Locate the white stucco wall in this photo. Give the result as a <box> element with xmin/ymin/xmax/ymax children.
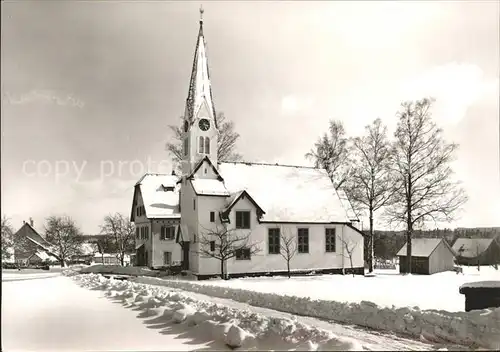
<box><xmin>191</xmin><ymin>194</ymin><xmax>365</xmax><ymax>276</ymax></box>
<box><xmin>151</xmin><ymin>219</ymin><xmax>182</xmax><ymax>268</ymax></box>
<box><xmin>180</xmin><ymin>178</ymin><xmax>200</xmax><ymax>272</ymax></box>
<box><xmin>192</xmin><ymin>161</ymin><xmax>219</xmax><ymax>179</ymax></box>
<box><xmin>195</xmin><ymin>194</ymin><xmax>229</xmax><ymax>275</ymax></box>
<box><xmin>133</xmin><ymin>189</ymin><xmax>151</xmax><ymax>265</ymax></box>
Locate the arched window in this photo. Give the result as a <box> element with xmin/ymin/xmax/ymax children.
<box><xmin>198</xmin><ymin>136</ymin><xmax>211</xmax><ymax>154</ymax></box>
<box><xmin>183</xmin><ymin>138</ymin><xmax>188</xmax><ymax>156</ymax></box>
<box><xmin>204</xmin><ymin>136</ymin><xmax>210</xmax><ymax>154</ymax></box>
<box><xmin>198</xmin><ymin>136</ymin><xmax>204</xmax><ymax>154</ymax></box>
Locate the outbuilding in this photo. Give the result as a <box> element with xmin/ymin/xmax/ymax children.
<box><xmin>397</xmin><ymin>238</ymin><xmax>455</xmax><ymax>275</ymax></box>
<box><xmin>452</xmin><ymin>238</ymin><xmax>500</xmax><ymax>266</ymax></box>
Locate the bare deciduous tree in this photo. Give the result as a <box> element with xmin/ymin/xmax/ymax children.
<box><xmin>197</xmin><ymin>224</ymin><xmax>260</xmax><ymax>280</ymax></box>
<box><xmin>45</xmin><ymin>215</ymin><xmax>84</xmax><ymax>267</ymax></box>
<box><xmin>93</xmin><ymin>234</ymin><xmax>113</xmax><ymax>264</ymax></box>
<box><xmin>345</xmin><ymin>118</ymin><xmax>394</xmax><ymax>273</ymax></box>
<box><xmin>100</xmin><ymin>213</ymin><xmax>135</xmax><ymax>266</ymax></box>
<box><xmin>277</xmin><ymin>227</ymin><xmax>297</xmax><ymax>278</ymax></box>
<box><xmin>305</xmin><ymin>120</ymin><xmax>352</xmax><ymax>189</ymax></box>
<box><xmin>385</xmin><ymin>98</ymin><xmax>468</xmax><ymax>274</ymax></box>
<box><xmin>1</xmin><ymin>216</ymin><xmax>14</xmax><ymax>261</ymax></box>
<box><xmin>166</xmin><ymin>112</ymin><xmax>242</xmax><ymax>171</ymax></box>
<box><xmin>340</xmin><ymin>236</ymin><xmax>360</xmax><ymax>277</ymax></box>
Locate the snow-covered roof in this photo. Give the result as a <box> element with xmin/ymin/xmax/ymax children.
<box><xmin>26</xmin><ymin>236</ymin><xmax>54</xmax><ymax>254</ymax></box>
<box><xmin>80</xmin><ymin>243</ymin><xmax>96</xmax><ymax>255</ymax></box>
<box><xmin>396</xmin><ymin>238</ymin><xmax>445</xmax><ymax>257</ymax></box>
<box><xmin>218</xmin><ymin>162</ymin><xmax>350</xmax><ymax>223</ymax></box>
<box><xmin>135</xmin><ymin>174</ymin><xmax>181</xmax><ymax>219</ymax></box>
<box><xmin>34</xmin><ymin>251</ymin><xmax>58</xmax><ymax>262</ymax></box>
<box><xmin>452</xmin><ymin>238</ymin><xmax>494</xmax><ymax>258</ymax></box>
<box><xmin>15</xmin><ymin>222</ymin><xmax>51</xmax><ymax>246</ymax></box>
<box><xmin>336</xmin><ymin>189</ymin><xmax>359</xmax><ymax>222</ymax></box>
<box><xmin>191</xmin><ymin>179</ymin><xmax>230</xmax><ymax>196</ymax></box>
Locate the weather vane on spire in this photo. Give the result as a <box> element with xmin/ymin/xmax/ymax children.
<box><xmin>199</xmin><ymin>5</ymin><xmax>204</xmax><ymax>22</ymax></box>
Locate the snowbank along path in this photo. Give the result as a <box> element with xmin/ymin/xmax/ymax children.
<box><xmin>134</xmin><ymin>275</ymin><xmax>500</xmax><ymax>350</ymax></box>
<box><xmin>69</xmin><ymin>272</ymin><xmax>478</xmax><ymax>351</ymax></box>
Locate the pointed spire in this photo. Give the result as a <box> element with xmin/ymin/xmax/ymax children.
<box><xmin>185</xmin><ymin>7</ymin><xmax>217</xmax><ymax>128</ymax></box>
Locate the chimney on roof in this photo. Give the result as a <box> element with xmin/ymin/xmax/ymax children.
<box><xmin>171</xmin><ymin>170</ymin><xmax>176</xmax><ymax>176</ymax></box>
<box><xmin>23</xmin><ymin>220</ymin><xmax>26</xmax><ymax>224</ymax></box>
<box><xmin>29</xmin><ymin>217</ymin><xmax>34</xmax><ymax>227</ymax></box>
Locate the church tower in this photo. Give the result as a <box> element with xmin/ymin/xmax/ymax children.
<box><xmin>181</xmin><ymin>7</ymin><xmax>218</xmax><ymax>176</ymax></box>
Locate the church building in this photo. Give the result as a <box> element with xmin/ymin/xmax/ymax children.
<box><xmin>130</xmin><ymin>11</ymin><xmax>364</xmax><ymax>279</ymax></box>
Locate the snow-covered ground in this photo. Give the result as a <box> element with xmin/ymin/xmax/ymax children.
<box><xmin>2</xmin><ymin>271</ymin><xmax>61</xmax><ymax>281</ymax></box>
<box><xmin>131</xmin><ymin>267</ymin><xmax>500</xmax><ymax>349</ymax></box>
<box><xmin>194</xmin><ymin>266</ymin><xmax>500</xmax><ymax>312</ymax></box>
<box><xmin>2</xmin><ymin>274</ymin><xmax>222</xmax><ymax>351</ymax></box>
<box><xmin>67</xmin><ymin>273</ymin><xmax>466</xmax><ymax>351</ymax></box>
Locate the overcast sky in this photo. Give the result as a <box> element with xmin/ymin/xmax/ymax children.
<box><xmin>2</xmin><ymin>1</ymin><xmax>499</xmax><ymax>234</ymax></box>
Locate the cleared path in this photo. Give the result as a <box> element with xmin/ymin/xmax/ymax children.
<box><xmin>2</xmin><ymin>275</ymin><xmax>220</xmax><ymax>351</ymax></box>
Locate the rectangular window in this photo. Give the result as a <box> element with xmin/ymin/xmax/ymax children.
<box><xmin>325</xmin><ymin>228</ymin><xmax>336</xmax><ymax>252</ymax></box>
<box><xmin>235</xmin><ymin>247</ymin><xmax>251</xmax><ymax>260</ymax></box>
<box><xmin>298</xmin><ymin>228</ymin><xmax>309</xmax><ymax>253</ymax></box>
<box><xmin>136</xmin><ymin>227</ymin><xmax>139</xmax><ymax>239</ymax></box>
<box><xmin>210</xmin><ymin>211</ymin><xmax>215</xmax><ymax>222</ymax></box>
<box><xmin>268</xmin><ymin>228</ymin><xmax>280</xmax><ymax>254</ymax></box>
<box><xmin>145</xmin><ymin>227</ymin><xmax>149</xmax><ymax>240</ymax></box>
<box><xmin>220</xmin><ymin>212</ymin><xmax>230</xmax><ymax>223</ymax></box>
<box><xmin>193</xmin><ymin>198</ymin><xmax>196</xmax><ymax>210</ymax></box>
<box><xmin>163</xmin><ymin>251</ymin><xmax>172</xmax><ymax>266</ymax></box>
<box><xmin>210</xmin><ymin>241</ymin><xmax>215</xmax><ymax>252</ymax></box>
<box><xmin>235</xmin><ymin>211</ymin><xmax>251</xmax><ymax>229</ymax></box>
<box><xmin>161</xmin><ymin>226</ymin><xmax>175</xmax><ymax>240</ymax></box>
<box><xmin>184</xmin><ymin>138</ymin><xmax>188</xmax><ymax>156</ymax></box>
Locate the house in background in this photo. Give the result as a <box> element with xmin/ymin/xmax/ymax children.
<box><xmin>13</xmin><ymin>219</ymin><xmax>59</xmax><ymax>265</ymax></box>
<box><xmin>26</xmin><ymin>251</ymin><xmax>59</xmax><ymax>265</ymax></box>
<box><xmin>80</xmin><ymin>234</ymin><xmax>135</xmax><ymax>265</ymax></box>
<box><xmin>452</xmin><ymin>238</ymin><xmax>500</xmax><ymax>266</ymax></box>
<box><xmin>130</xmin><ymin>173</ymin><xmax>181</xmax><ymax>268</ymax></box>
<box><xmin>130</xmin><ymin>12</ymin><xmax>364</xmax><ymax>279</ymax></box>
<box><xmin>92</xmin><ymin>253</ymin><xmax>131</xmax><ymax>265</ymax></box>
<box><xmin>397</xmin><ymin>238</ymin><xmax>455</xmax><ymax>275</ymax></box>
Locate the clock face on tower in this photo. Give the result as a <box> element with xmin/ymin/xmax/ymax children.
<box><xmin>198</xmin><ymin>118</ymin><xmax>210</xmax><ymax>131</ymax></box>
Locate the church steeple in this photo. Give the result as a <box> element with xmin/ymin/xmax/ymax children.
<box><xmin>184</xmin><ymin>5</ymin><xmax>217</xmax><ymax>128</ymax></box>
<box><xmin>181</xmin><ymin>7</ymin><xmax>219</xmax><ymax>176</ymax></box>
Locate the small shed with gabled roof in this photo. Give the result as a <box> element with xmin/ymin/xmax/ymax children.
<box><xmin>397</xmin><ymin>238</ymin><xmax>456</xmax><ymax>275</ymax></box>
<box><xmin>452</xmin><ymin>238</ymin><xmax>500</xmax><ymax>266</ymax></box>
